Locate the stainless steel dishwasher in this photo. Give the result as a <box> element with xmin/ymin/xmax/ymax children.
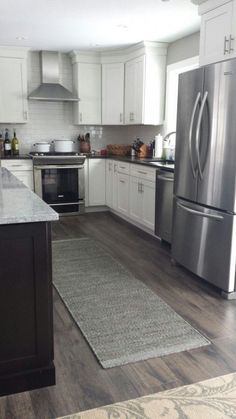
<box><xmin>155</xmin><ymin>169</ymin><xmax>174</xmax><ymax>243</ymax></box>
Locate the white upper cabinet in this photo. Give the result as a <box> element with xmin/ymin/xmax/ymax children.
<box><xmin>102</xmin><ymin>63</ymin><xmax>124</xmax><ymax>125</ymax></box>
<box><xmin>0</xmin><ymin>49</ymin><xmax>28</xmax><ymax>123</ymax></box>
<box><xmin>71</xmin><ymin>42</ymin><xmax>167</xmax><ymax>127</ymax></box>
<box><xmin>72</xmin><ymin>56</ymin><xmax>102</xmax><ymax>125</ymax></box>
<box><xmin>124</xmin><ymin>44</ymin><xmax>167</xmax><ymax>125</ymax></box>
<box><xmin>199</xmin><ymin>0</ymin><xmax>235</xmax><ymax>66</ymax></box>
<box><xmin>125</xmin><ymin>56</ymin><xmax>144</xmax><ymax>125</ymax></box>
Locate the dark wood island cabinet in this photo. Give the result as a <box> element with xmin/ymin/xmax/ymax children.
<box><xmin>0</xmin><ymin>168</ymin><xmax>58</xmax><ymax>396</ymax></box>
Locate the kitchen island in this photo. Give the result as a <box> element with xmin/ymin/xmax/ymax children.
<box><xmin>0</xmin><ymin>168</ymin><xmax>58</xmax><ymax>396</ymax></box>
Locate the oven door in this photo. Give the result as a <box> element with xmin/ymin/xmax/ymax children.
<box><xmin>34</xmin><ymin>165</ymin><xmax>84</xmax><ymax>213</ymax></box>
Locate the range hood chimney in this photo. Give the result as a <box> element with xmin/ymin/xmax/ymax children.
<box><xmin>28</xmin><ymin>51</ymin><xmax>79</xmax><ymax>102</ymax></box>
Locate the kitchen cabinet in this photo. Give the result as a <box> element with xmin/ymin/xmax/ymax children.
<box><xmin>141</xmin><ymin>179</ymin><xmax>156</xmax><ymax>230</ymax></box>
<box><xmin>124</xmin><ymin>52</ymin><xmax>166</xmax><ymax>125</ymax></box>
<box><xmin>129</xmin><ymin>176</ymin><xmax>155</xmax><ymax>231</ymax></box>
<box><xmin>73</xmin><ymin>62</ymin><xmax>101</xmax><ymax>125</ymax></box>
<box><xmin>105</xmin><ymin>159</ymin><xmax>114</xmax><ymax>207</ymax></box>
<box><xmin>199</xmin><ymin>1</ymin><xmax>235</xmax><ymax>65</ymax></box>
<box><xmin>102</xmin><ymin>63</ymin><xmax>124</xmax><ymax>125</ymax></box>
<box><xmin>129</xmin><ymin>176</ymin><xmax>143</xmax><ymax>223</ymax></box>
<box><xmin>117</xmin><ymin>173</ymin><xmax>129</xmax><ymax>216</ymax></box>
<box><xmin>0</xmin><ymin>222</ymin><xmax>55</xmax><ymax>396</ymax></box>
<box><xmin>88</xmin><ymin>159</ymin><xmax>106</xmax><ymax>206</ymax></box>
<box><xmin>1</xmin><ymin>159</ymin><xmax>34</xmax><ymax>190</ymax></box>
<box><xmin>0</xmin><ymin>49</ymin><xmax>28</xmax><ymax>123</ymax></box>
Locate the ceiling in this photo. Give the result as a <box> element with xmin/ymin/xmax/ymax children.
<box><xmin>0</xmin><ymin>0</ymin><xmax>200</xmax><ymax>52</ymax></box>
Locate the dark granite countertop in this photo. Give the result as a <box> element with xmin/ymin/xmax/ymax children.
<box><xmin>0</xmin><ymin>154</ymin><xmax>32</xmax><ymax>160</ymax></box>
<box><xmin>87</xmin><ymin>155</ymin><xmax>175</xmax><ymax>172</ymax></box>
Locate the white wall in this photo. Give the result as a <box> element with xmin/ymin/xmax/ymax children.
<box><xmin>0</xmin><ymin>51</ymin><xmax>162</xmax><ymax>154</ymax></box>
<box><xmin>167</xmin><ymin>32</ymin><xmax>200</xmax><ymax>65</ymax></box>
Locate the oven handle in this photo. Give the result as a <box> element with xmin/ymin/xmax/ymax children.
<box><xmin>34</xmin><ymin>165</ymin><xmax>84</xmax><ymax>170</ymax></box>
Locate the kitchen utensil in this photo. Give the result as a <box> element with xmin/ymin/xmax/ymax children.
<box><xmin>52</xmin><ymin>139</ymin><xmax>75</xmax><ymax>153</ymax></box>
<box><xmin>33</xmin><ymin>142</ymin><xmax>51</xmax><ymax>153</ymax></box>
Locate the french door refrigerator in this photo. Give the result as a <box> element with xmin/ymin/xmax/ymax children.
<box><xmin>172</xmin><ymin>59</ymin><xmax>236</xmax><ymax>298</ymax></box>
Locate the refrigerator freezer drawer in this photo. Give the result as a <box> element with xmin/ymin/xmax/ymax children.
<box><xmin>172</xmin><ymin>198</ymin><xmax>236</xmax><ymax>293</ymax></box>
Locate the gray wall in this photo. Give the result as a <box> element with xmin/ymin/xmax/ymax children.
<box><xmin>167</xmin><ymin>32</ymin><xmax>200</xmax><ymax>65</ymax></box>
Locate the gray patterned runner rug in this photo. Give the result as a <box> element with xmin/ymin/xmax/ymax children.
<box><xmin>52</xmin><ymin>238</ymin><xmax>210</xmax><ymax>368</ymax></box>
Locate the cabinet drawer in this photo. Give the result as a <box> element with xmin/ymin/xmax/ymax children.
<box><xmin>1</xmin><ymin>159</ymin><xmax>33</xmax><ymax>171</ymax></box>
<box><xmin>117</xmin><ymin>161</ymin><xmax>130</xmax><ymax>175</ymax></box>
<box><xmin>130</xmin><ymin>164</ymin><xmax>156</xmax><ymax>182</ymax></box>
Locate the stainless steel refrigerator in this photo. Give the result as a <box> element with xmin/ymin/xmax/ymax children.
<box><xmin>172</xmin><ymin>59</ymin><xmax>236</xmax><ymax>298</ymax></box>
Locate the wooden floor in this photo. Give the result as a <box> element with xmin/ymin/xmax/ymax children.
<box><xmin>1</xmin><ymin>212</ymin><xmax>236</xmax><ymax>419</ymax></box>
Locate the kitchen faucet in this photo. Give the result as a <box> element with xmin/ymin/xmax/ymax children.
<box><xmin>163</xmin><ymin>131</ymin><xmax>176</xmax><ymax>144</ymax></box>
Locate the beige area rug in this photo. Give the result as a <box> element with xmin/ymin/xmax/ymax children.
<box><xmin>56</xmin><ymin>373</ymin><xmax>236</xmax><ymax>419</ymax></box>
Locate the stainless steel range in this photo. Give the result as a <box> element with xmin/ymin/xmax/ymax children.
<box><xmin>31</xmin><ymin>152</ymin><xmax>86</xmax><ymax>215</ymax></box>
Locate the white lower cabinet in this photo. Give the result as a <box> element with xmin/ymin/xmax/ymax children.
<box><xmin>129</xmin><ymin>176</ymin><xmax>143</xmax><ymax>223</ymax></box>
<box><xmin>88</xmin><ymin>159</ymin><xmax>106</xmax><ymax>206</ymax></box>
<box><xmin>141</xmin><ymin>179</ymin><xmax>156</xmax><ymax>231</ymax></box>
<box><xmin>1</xmin><ymin>159</ymin><xmax>34</xmax><ymax>190</ymax></box>
<box><xmin>117</xmin><ymin>173</ymin><xmax>129</xmax><ymax>216</ymax></box>
<box><xmin>112</xmin><ymin>162</ymin><xmax>118</xmax><ymax>210</ymax></box>
<box><xmin>129</xmin><ymin>176</ymin><xmax>155</xmax><ymax>231</ymax></box>
<box><xmin>106</xmin><ymin>159</ymin><xmax>114</xmax><ymax>208</ymax></box>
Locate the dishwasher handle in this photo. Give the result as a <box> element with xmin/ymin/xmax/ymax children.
<box><xmin>157</xmin><ymin>175</ymin><xmax>174</xmax><ymax>182</ymax></box>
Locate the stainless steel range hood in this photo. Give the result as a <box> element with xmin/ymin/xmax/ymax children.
<box><xmin>28</xmin><ymin>51</ymin><xmax>79</xmax><ymax>102</ymax></box>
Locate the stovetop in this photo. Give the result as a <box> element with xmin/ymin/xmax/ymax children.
<box><xmin>30</xmin><ymin>152</ymin><xmax>86</xmax><ymax>166</ymax></box>
<box><xmin>29</xmin><ymin>152</ymin><xmax>82</xmax><ymax>157</ymax></box>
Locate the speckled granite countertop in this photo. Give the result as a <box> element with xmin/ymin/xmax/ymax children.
<box><xmin>0</xmin><ymin>168</ymin><xmax>59</xmax><ymax>225</ymax></box>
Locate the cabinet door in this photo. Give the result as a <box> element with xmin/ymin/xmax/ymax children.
<box><xmin>129</xmin><ymin>176</ymin><xmax>142</xmax><ymax>223</ymax></box>
<box><xmin>74</xmin><ymin>63</ymin><xmax>101</xmax><ymax>125</ymax></box>
<box><xmin>13</xmin><ymin>171</ymin><xmax>34</xmax><ymax>190</ymax></box>
<box><xmin>105</xmin><ymin>159</ymin><xmax>113</xmax><ymax>207</ymax></box>
<box><xmin>117</xmin><ymin>173</ymin><xmax>129</xmax><ymax>215</ymax></box>
<box><xmin>0</xmin><ymin>57</ymin><xmax>28</xmax><ymax>123</ymax></box>
<box><xmin>88</xmin><ymin>159</ymin><xmax>106</xmax><ymax>206</ymax></box>
<box><xmin>141</xmin><ymin>179</ymin><xmax>155</xmax><ymax>231</ymax></box>
<box><xmin>102</xmin><ymin>63</ymin><xmax>124</xmax><ymax>125</ymax></box>
<box><xmin>125</xmin><ymin>56</ymin><xmax>145</xmax><ymax>124</ymax></box>
<box><xmin>112</xmin><ymin>162</ymin><xmax>118</xmax><ymax>210</ymax></box>
<box><xmin>199</xmin><ymin>2</ymin><xmax>233</xmax><ymax>66</ymax></box>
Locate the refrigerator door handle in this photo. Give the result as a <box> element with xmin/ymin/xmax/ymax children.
<box><xmin>195</xmin><ymin>91</ymin><xmax>208</xmax><ymax>180</ymax></box>
<box><xmin>177</xmin><ymin>202</ymin><xmax>224</xmax><ymax>221</ymax></box>
<box><xmin>189</xmin><ymin>92</ymin><xmax>201</xmax><ymax>178</ymax></box>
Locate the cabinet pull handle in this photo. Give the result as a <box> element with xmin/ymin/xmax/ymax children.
<box><xmin>141</xmin><ymin>183</ymin><xmax>144</xmax><ymax>193</ymax></box>
<box><xmin>130</xmin><ymin>112</ymin><xmax>134</xmax><ymax>122</ymax></box>
<box><xmin>230</xmin><ymin>35</ymin><xmax>235</xmax><ymax>53</ymax></box>
<box><xmin>24</xmin><ymin>111</ymin><xmax>28</xmax><ymax>120</ymax></box>
<box><xmin>224</xmin><ymin>36</ymin><xmax>230</xmax><ymax>54</ymax></box>
<box><xmin>138</xmin><ymin>170</ymin><xmax>147</xmax><ymax>175</ymax></box>
<box><xmin>120</xmin><ymin>166</ymin><xmax>126</xmax><ymax>169</ymax></box>
<box><xmin>120</xmin><ymin>179</ymin><xmax>125</xmax><ymax>183</ymax></box>
<box><xmin>79</xmin><ymin>112</ymin><xmax>82</xmax><ymax>123</ymax></box>
<box><xmin>120</xmin><ymin>113</ymin><xmax>123</xmax><ymax>123</ymax></box>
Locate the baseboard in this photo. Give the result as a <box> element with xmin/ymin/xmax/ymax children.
<box><xmin>85</xmin><ymin>206</ymin><xmax>109</xmax><ymax>213</ymax></box>
<box><xmin>0</xmin><ymin>362</ymin><xmax>55</xmax><ymax>397</ymax></box>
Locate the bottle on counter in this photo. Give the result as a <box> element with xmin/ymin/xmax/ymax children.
<box><xmin>11</xmin><ymin>130</ymin><xmax>19</xmax><ymax>156</ymax></box>
<box><xmin>4</xmin><ymin>129</ymin><xmax>11</xmax><ymax>156</ymax></box>
<box><xmin>0</xmin><ymin>131</ymin><xmax>4</xmax><ymax>157</ymax></box>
